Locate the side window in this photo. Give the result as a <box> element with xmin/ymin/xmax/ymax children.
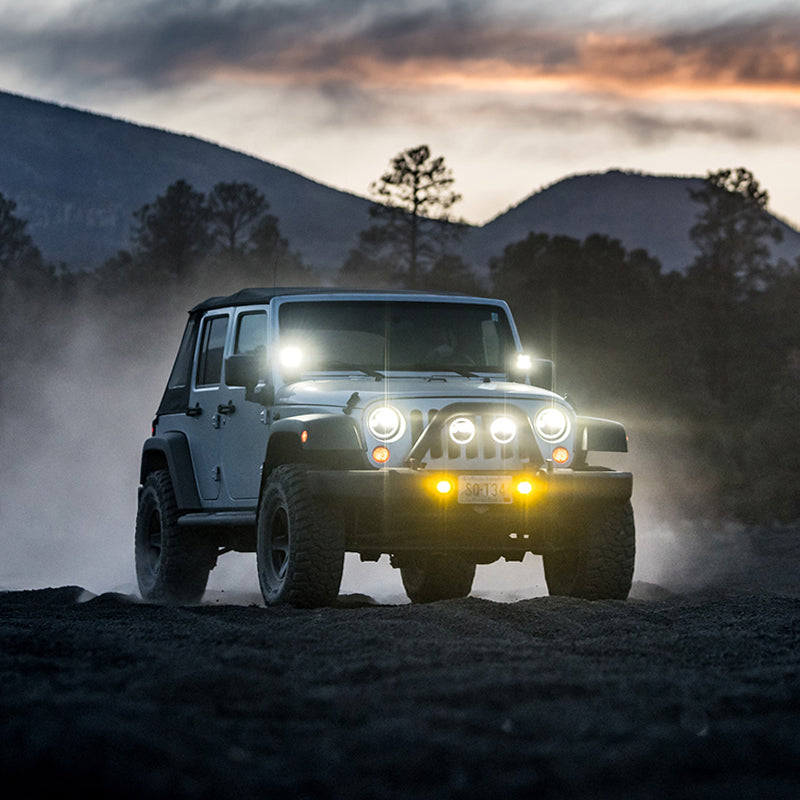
<box><xmin>234</xmin><ymin>311</ymin><xmax>268</xmax><ymax>356</ymax></box>
<box><xmin>196</xmin><ymin>315</ymin><xmax>229</xmax><ymax>387</ymax></box>
<box><xmin>157</xmin><ymin>315</ymin><xmax>201</xmax><ymax>415</ymax></box>
<box><xmin>166</xmin><ymin>316</ymin><xmax>199</xmax><ymax>392</ymax></box>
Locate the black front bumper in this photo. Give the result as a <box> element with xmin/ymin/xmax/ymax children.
<box><xmin>307</xmin><ymin>467</ymin><xmax>633</xmax><ymax>556</ymax></box>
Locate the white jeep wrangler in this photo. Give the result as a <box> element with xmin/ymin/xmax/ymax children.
<box><xmin>136</xmin><ymin>288</ymin><xmax>634</xmax><ymax>606</ymax></box>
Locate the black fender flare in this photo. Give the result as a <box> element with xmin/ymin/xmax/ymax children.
<box><xmin>263</xmin><ymin>413</ymin><xmax>365</xmax><ymax>478</ymax></box>
<box><xmin>140</xmin><ymin>432</ymin><xmax>201</xmax><ymax>510</ymax></box>
<box><xmin>268</xmin><ymin>413</ymin><xmax>363</xmax><ymax>453</ymax></box>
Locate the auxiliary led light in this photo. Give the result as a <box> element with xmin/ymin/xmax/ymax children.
<box><xmin>436</xmin><ymin>479</ymin><xmax>453</xmax><ymax>495</ymax></box>
<box><xmin>516</xmin><ymin>353</ymin><xmax>532</xmax><ymax>371</ymax></box>
<box><xmin>490</xmin><ymin>416</ymin><xmax>517</xmax><ymax>445</ymax></box>
<box><xmin>516</xmin><ymin>480</ymin><xmax>533</xmax><ymax>495</ymax></box>
<box><xmin>449</xmin><ymin>417</ymin><xmax>476</xmax><ymax>445</ymax></box>
<box><xmin>280</xmin><ymin>346</ymin><xmax>303</xmax><ymax>369</ymax></box>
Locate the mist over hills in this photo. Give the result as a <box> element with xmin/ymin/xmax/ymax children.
<box><xmin>2</xmin><ymin>90</ymin><xmax>799</xmax><ymax>277</ymax></box>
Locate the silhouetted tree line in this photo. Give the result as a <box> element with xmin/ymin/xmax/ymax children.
<box><xmin>488</xmin><ymin>168</ymin><xmax>799</xmax><ymax>524</ymax></box>
<box><xmin>0</xmin><ymin>159</ymin><xmax>797</xmax><ymax>524</ymax></box>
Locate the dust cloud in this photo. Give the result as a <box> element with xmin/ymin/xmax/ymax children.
<box><xmin>0</xmin><ymin>289</ymin><xmax>182</xmax><ymax>594</ymax></box>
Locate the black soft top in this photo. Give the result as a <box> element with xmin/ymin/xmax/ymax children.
<box><xmin>190</xmin><ymin>287</ymin><xmax>475</xmax><ymax>314</ymax></box>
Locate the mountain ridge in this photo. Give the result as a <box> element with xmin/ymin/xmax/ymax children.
<box><xmin>0</xmin><ymin>90</ymin><xmax>373</xmax><ymax>272</ymax></box>
<box><xmin>466</xmin><ymin>170</ymin><xmax>800</xmax><ymax>274</ymax></box>
<box><xmin>2</xmin><ymin>90</ymin><xmax>799</xmax><ymax>277</ymax></box>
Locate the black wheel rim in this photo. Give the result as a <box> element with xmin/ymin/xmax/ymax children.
<box><xmin>268</xmin><ymin>506</ymin><xmax>290</xmax><ymax>582</ymax></box>
<box><xmin>145</xmin><ymin>506</ymin><xmax>163</xmax><ymax>572</ymax></box>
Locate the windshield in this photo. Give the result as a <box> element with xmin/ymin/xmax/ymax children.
<box><xmin>278</xmin><ymin>300</ymin><xmax>516</xmax><ymax>374</ymax></box>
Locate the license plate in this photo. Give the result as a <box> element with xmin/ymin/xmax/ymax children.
<box><xmin>458</xmin><ymin>475</ymin><xmax>513</xmax><ymax>504</ymax></box>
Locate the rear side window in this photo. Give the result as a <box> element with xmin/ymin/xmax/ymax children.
<box><xmin>196</xmin><ymin>315</ymin><xmax>229</xmax><ymax>387</ymax></box>
<box><xmin>157</xmin><ymin>315</ymin><xmax>200</xmax><ymax>415</ymax></box>
<box><xmin>167</xmin><ymin>317</ymin><xmax>199</xmax><ymax>392</ymax></box>
<box><xmin>234</xmin><ymin>311</ymin><xmax>267</xmax><ymax>356</ymax></box>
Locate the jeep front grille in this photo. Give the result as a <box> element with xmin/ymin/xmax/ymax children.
<box><xmin>407</xmin><ymin>406</ymin><xmax>542</xmax><ymax>469</ymax></box>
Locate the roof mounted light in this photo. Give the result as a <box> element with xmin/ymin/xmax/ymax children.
<box><xmin>280</xmin><ymin>346</ymin><xmax>302</xmax><ymax>369</ymax></box>
<box><xmin>516</xmin><ymin>353</ymin><xmax>532</xmax><ymax>371</ymax></box>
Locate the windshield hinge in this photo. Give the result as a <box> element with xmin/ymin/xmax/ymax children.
<box><xmin>343</xmin><ymin>392</ymin><xmax>360</xmax><ymax>415</ymax></box>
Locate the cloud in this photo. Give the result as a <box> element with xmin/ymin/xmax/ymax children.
<box><xmin>3</xmin><ymin>0</ymin><xmax>800</xmax><ymax>227</ymax></box>
<box><xmin>3</xmin><ymin>1</ymin><xmax>799</xmax><ymax>102</ymax></box>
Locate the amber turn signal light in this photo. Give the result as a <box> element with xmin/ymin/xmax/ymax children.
<box><xmin>552</xmin><ymin>447</ymin><xmax>570</xmax><ymax>464</ymax></box>
<box><xmin>372</xmin><ymin>446</ymin><xmax>390</xmax><ymax>463</ymax></box>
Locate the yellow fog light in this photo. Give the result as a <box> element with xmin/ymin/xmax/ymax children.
<box><xmin>552</xmin><ymin>447</ymin><xmax>570</xmax><ymax>465</ymax></box>
<box><xmin>436</xmin><ymin>479</ymin><xmax>453</xmax><ymax>495</ymax></box>
<box><xmin>516</xmin><ymin>480</ymin><xmax>533</xmax><ymax>495</ymax></box>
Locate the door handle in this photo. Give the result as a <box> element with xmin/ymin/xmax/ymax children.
<box><xmin>217</xmin><ymin>401</ymin><xmax>236</xmax><ymax>415</ymax></box>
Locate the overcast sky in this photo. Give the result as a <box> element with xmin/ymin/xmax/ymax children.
<box><xmin>2</xmin><ymin>0</ymin><xmax>799</xmax><ymax>225</ymax></box>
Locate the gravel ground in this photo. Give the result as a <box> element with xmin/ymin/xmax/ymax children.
<box><xmin>2</xmin><ymin>525</ymin><xmax>800</xmax><ymax>799</ymax></box>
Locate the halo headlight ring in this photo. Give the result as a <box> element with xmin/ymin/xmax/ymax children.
<box><xmin>367</xmin><ymin>406</ymin><xmax>405</xmax><ymax>442</ymax></box>
<box><xmin>534</xmin><ymin>407</ymin><xmax>571</xmax><ymax>443</ymax></box>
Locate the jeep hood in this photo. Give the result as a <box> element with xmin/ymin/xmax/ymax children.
<box><xmin>276</xmin><ymin>377</ymin><xmax>564</xmax><ymax>410</ymax></box>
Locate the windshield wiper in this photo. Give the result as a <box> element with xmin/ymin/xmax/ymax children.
<box><xmin>323</xmin><ymin>362</ymin><xmax>385</xmax><ymax>379</ymax></box>
<box><xmin>405</xmin><ymin>363</ymin><xmax>483</xmax><ymax>379</ymax></box>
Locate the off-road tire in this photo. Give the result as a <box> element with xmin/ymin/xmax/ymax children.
<box><xmin>543</xmin><ymin>501</ymin><xmax>635</xmax><ymax>600</ymax></box>
<box><xmin>400</xmin><ymin>554</ymin><xmax>477</xmax><ymax>603</ymax></box>
<box><xmin>135</xmin><ymin>469</ymin><xmax>216</xmax><ymax>605</ymax></box>
<box><xmin>257</xmin><ymin>464</ymin><xmax>345</xmax><ymax>608</ymax></box>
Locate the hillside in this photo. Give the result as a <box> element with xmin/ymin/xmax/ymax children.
<box><xmin>2</xmin><ymin>91</ymin><xmax>799</xmax><ymax>276</ymax></box>
<box><xmin>465</xmin><ymin>170</ymin><xmax>800</xmax><ymax>275</ymax></box>
<box><xmin>0</xmin><ymin>91</ymin><xmax>373</xmax><ymax>273</ymax></box>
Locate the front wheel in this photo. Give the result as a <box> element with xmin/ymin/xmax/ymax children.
<box><xmin>257</xmin><ymin>464</ymin><xmax>345</xmax><ymax>608</ymax></box>
<box><xmin>543</xmin><ymin>501</ymin><xmax>635</xmax><ymax>600</ymax></box>
<box><xmin>400</xmin><ymin>554</ymin><xmax>476</xmax><ymax>603</ymax></box>
<box><xmin>135</xmin><ymin>470</ymin><xmax>216</xmax><ymax>605</ymax></box>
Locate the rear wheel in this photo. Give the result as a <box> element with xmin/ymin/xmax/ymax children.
<box><xmin>135</xmin><ymin>470</ymin><xmax>216</xmax><ymax>605</ymax></box>
<box><xmin>257</xmin><ymin>464</ymin><xmax>345</xmax><ymax>608</ymax></box>
<box><xmin>543</xmin><ymin>501</ymin><xmax>635</xmax><ymax>600</ymax></box>
<box><xmin>400</xmin><ymin>553</ymin><xmax>476</xmax><ymax>603</ymax></box>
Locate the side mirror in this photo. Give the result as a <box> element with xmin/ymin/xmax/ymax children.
<box><xmin>225</xmin><ymin>354</ymin><xmax>260</xmax><ymax>389</ymax></box>
<box><xmin>225</xmin><ymin>354</ymin><xmax>275</xmax><ymax>406</ymax></box>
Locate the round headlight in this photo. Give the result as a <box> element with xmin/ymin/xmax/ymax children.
<box><xmin>367</xmin><ymin>406</ymin><xmax>405</xmax><ymax>442</ymax></box>
<box><xmin>490</xmin><ymin>416</ymin><xmax>517</xmax><ymax>444</ymax></box>
<box><xmin>535</xmin><ymin>407</ymin><xmax>570</xmax><ymax>443</ymax></box>
<box><xmin>449</xmin><ymin>417</ymin><xmax>476</xmax><ymax>445</ymax></box>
